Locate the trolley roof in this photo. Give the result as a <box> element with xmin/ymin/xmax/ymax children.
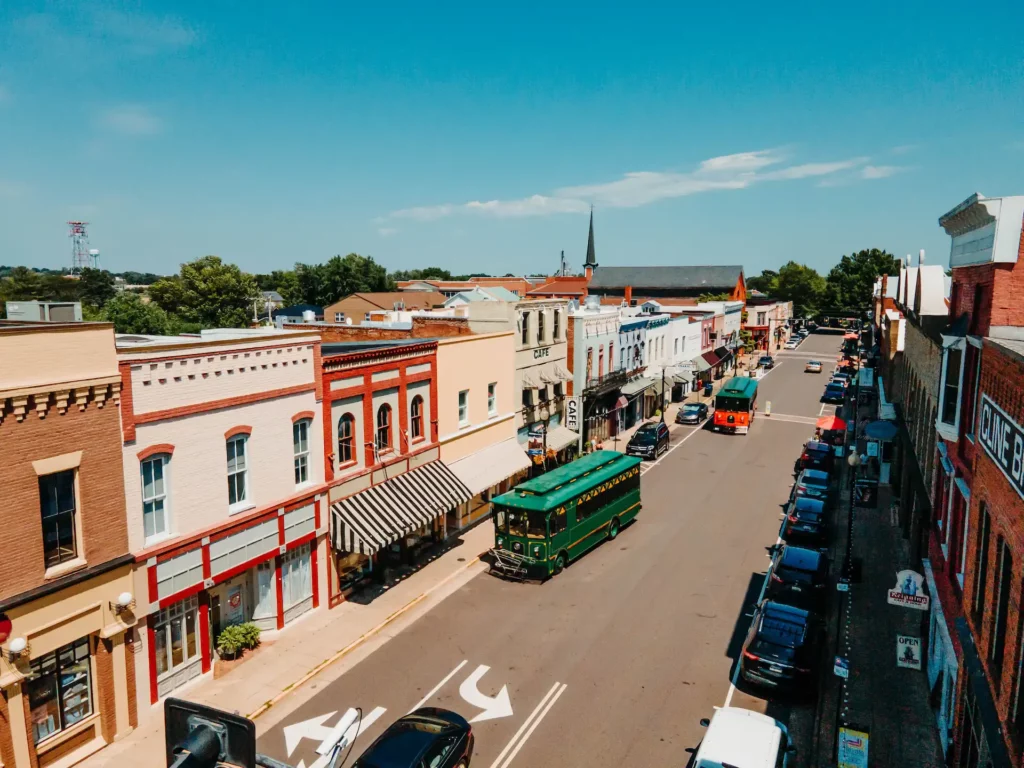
<box><xmin>717</xmin><ymin>376</ymin><xmax>758</xmax><ymax>399</ymax></box>
<box><xmin>492</xmin><ymin>450</ymin><xmax>641</xmax><ymax>512</ymax></box>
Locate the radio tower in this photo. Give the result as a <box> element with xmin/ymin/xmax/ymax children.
<box><xmin>68</xmin><ymin>221</ymin><xmax>93</xmax><ymax>276</ymax></box>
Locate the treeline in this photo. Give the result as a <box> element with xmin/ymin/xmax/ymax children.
<box><xmin>746</xmin><ymin>248</ymin><xmax>903</xmax><ymax>318</ymax></box>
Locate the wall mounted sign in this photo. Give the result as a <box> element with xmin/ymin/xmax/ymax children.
<box><xmin>834</xmin><ymin>655</ymin><xmax>849</xmax><ymax>679</ymax></box>
<box><xmin>897</xmin><ymin>635</ymin><xmax>922</xmax><ymax>669</ymax></box>
<box><xmin>533</xmin><ymin>347</ymin><xmax>550</xmax><ymax>359</ymax></box>
<box><xmin>565</xmin><ymin>397</ymin><xmax>581</xmax><ymax>433</ymax></box>
<box><xmin>838</xmin><ymin>727</ymin><xmax>869</xmax><ymax>768</ymax></box>
<box><xmin>887</xmin><ymin>570</ymin><xmax>929</xmax><ymax>611</ymax></box>
<box><xmin>979</xmin><ymin>394</ymin><xmax>1024</xmax><ymax>501</ymax></box>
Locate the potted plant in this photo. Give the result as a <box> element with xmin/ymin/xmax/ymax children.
<box><xmin>216</xmin><ymin>622</ymin><xmax>261</xmax><ymax>660</ymax></box>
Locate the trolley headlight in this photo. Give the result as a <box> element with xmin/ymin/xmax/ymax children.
<box><xmin>512</xmin><ymin>541</ymin><xmax>522</xmax><ymax>553</ymax></box>
<box><xmin>532</xmin><ymin>544</ymin><xmax>543</xmax><ymax>558</ymax></box>
<box><xmin>496</xmin><ymin>536</ymin><xmax>505</xmax><ymax>549</ymax></box>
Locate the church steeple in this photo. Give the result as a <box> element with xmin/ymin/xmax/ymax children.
<box><xmin>583</xmin><ymin>208</ymin><xmax>597</xmax><ymax>279</ymax></box>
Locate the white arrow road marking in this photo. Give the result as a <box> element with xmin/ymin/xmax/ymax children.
<box><xmin>489</xmin><ymin>682</ymin><xmax>567</xmax><ymax>768</ymax></box>
<box><xmin>285</xmin><ymin>711</ymin><xmax>336</xmax><ymax>757</ymax></box>
<box><xmin>459</xmin><ymin>664</ymin><xmax>514</xmax><ymax>723</ymax></box>
<box><xmin>409</xmin><ymin>659</ymin><xmax>468</xmax><ymax>713</ymax></box>
<box><xmin>286</xmin><ymin>706</ymin><xmax>386</xmax><ymax>765</ymax></box>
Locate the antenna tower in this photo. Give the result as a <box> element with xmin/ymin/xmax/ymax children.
<box><xmin>68</xmin><ymin>221</ymin><xmax>93</xmax><ymax>275</ymax></box>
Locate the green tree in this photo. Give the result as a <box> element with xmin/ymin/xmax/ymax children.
<box><xmin>823</xmin><ymin>248</ymin><xmax>902</xmax><ymax>310</ymax></box>
<box><xmin>296</xmin><ymin>254</ymin><xmax>394</xmax><ymax>306</ymax></box>
<box><xmin>389</xmin><ymin>266</ymin><xmax>454</xmax><ymax>282</ymax></box>
<box><xmin>255</xmin><ymin>270</ymin><xmax>302</xmax><ymax>306</ymax></box>
<box><xmin>745</xmin><ymin>270</ymin><xmax>779</xmax><ymax>295</ymax></box>
<box><xmin>99</xmin><ymin>292</ymin><xmax>171</xmax><ymax>335</ymax></box>
<box><xmin>149</xmin><ymin>256</ymin><xmax>260</xmax><ymax>329</ymax></box>
<box><xmin>2</xmin><ymin>266</ymin><xmax>48</xmax><ymax>300</ymax></box>
<box><xmin>772</xmin><ymin>261</ymin><xmax>826</xmax><ymax>318</ymax></box>
<box><xmin>698</xmin><ymin>292</ymin><xmax>731</xmax><ymax>303</ymax></box>
<box><xmin>78</xmin><ymin>268</ymin><xmax>117</xmax><ymax>309</ymax></box>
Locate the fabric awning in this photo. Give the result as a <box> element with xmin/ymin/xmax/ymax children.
<box><xmin>331</xmin><ymin>461</ymin><xmax>472</xmax><ymax>555</ymax></box>
<box><xmin>673</xmin><ymin>372</ymin><xmax>692</xmax><ymax>384</ymax></box>
<box><xmin>693</xmin><ymin>357</ymin><xmax>712</xmax><ymax>373</ymax></box>
<box><xmin>616</xmin><ymin>395</ymin><xmax>629</xmax><ymax>409</ymax></box>
<box><xmin>620</xmin><ymin>376</ymin><xmax>654</xmax><ymax>396</ymax></box>
<box><xmin>544</xmin><ymin>425</ymin><xmax>579</xmax><ymax>452</ymax></box>
<box><xmin>702</xmin><ymin>350</ymin><xmax>721</xmax><ymax>367</ymax></box>
<box><xmin>553</xmin><ymin>363</ymin><xmax>573</xmax><ymax>381</ymax></box>
<box><xmin>539</xmin><ymin>366</ymin><xmax>561</xmax><ymax>385</ymax></box>
<box><xmin>713</xmin><ymin>346</ymin><xmax>731</xmax><ymax>360</ymax></box>
<box><xmin>448</xmin><ymin>438</ymin><xmax>531</xmax><ymax>496</ymax></box>
<box><xmin>521</xmin><ymin>369</ymin><xmax>541</xmax><ymax>389</ymax></box>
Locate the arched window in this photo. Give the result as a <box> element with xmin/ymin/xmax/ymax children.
<box><xmin>537</xmin><ymin>311</ymin><xmax>546</xmax><ymax>343</ymax></box>
<box><xmin>376</xmin><ymin>404</ymin><xmax>392</xmax><ymax>452</ymax></box>
<box><xmin>338</xmin><ymin>413</ymin><xmax>355</xmax><ymax>465</ymax></box>
<box><xmin>411</xmin><ymin>396</ymin><xmax>424</xmax><ymax>440</ymax></box>
<box><xmin>553</xmin><ymin>310</ymin><xmax>560</xmax><ymax>340</ymax></box>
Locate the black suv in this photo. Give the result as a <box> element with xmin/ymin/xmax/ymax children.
<box><xmin>758</xmin><ymin>355</ymin><xmax>775</xmax><ymax>370</ymax></box>
<box><xmin>767</xmin><ymin>543</ymin><xmax>829</xmax><ymax>611</ymax></box>
<box><xmin>626</xmin><ymin>421</ymin><xmax>669</xmax><ymax>460</ymax></box>
<box><xmin>795</xmin><ymin>441</ymin><xmax>834</xmax><ymax>474</ymax></box>
<box><xmin>782</xmin><ymin>496</ymin><xmax>828</xmax><ymax>546</ymax></box>
<box><xmin>740</xmin><ymin>601</ymin><xmax>820</xmax><ymax>694</ymax></box>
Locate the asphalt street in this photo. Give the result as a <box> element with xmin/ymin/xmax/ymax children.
<box><xmin>257</xmin><ymin>334</ymin><xmax>843</xmax><ymax>768</ymax></box>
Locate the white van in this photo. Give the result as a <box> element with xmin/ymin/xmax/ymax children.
<box><xmin>692</xmin><ymin>707</ymin><xmax>795</xmax><ymax>767</ymax></box>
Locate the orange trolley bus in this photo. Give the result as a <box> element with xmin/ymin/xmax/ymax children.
<box><xmin>712</xmin><ymin>376</ymin><xmax>758</xmax><ymax>435</ymax></box>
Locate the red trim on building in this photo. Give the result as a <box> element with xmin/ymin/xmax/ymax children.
<box><xmin>133</xmin><ymin>383</ymin><xmax>315</xmax><ymax>426</ymax></box>
<box><xmin>224</xmin><ymin>425</ymin><xmax>253</xmax><ymax>440</ymax></box>
<box><xmin>275</xmin><ymin>554</ymin><xmax>285</xmax><ymax>630</ymax></box>
<box><xmin>147</xmin><ymin>559</ymin><xmax>159</xmax><ymax>604</ymax></box>
<box><xmin>137</xmin><ymin>443</ymin><xmax>175</xmax><ymax>461</ymax></box>
<box><xmin>199</xmin><ymin>595</ymin><xmax>212</xmax><ymax>674</ymax></box>
<box><xmin>147</xmin><ymin>620</ymin><xmax>159</xmax><ymax>704</ymax></box>
<box><xmin>313</xmin><ymin>342</ymin><xmax>323</xmax><ymax>402</ymax></box>
<box><xmin>291</xmin><ymin>410</ymin><xmax>316</xmax><ymax>424</ymax></box>
<box><xmin>310</xmin><ymin>542</ymin><xmax>320</xmax><ymax>609</ymax></box>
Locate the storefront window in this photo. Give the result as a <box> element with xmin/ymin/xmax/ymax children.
<box><xmin>253</xmin><ymin>560</ymin><xmax>276</xmax><ymax>621</ymax></box>
<box><xmin>153</xmin><ymin>596</ymin><xmax>200</xmax><ymax>679</ymax></box>
<box><xmin>337</xmin><ymin>551</ymin><xmax>372</xmax><ymax>589</ymax></box>
<box><xmin>282</xmin><ymin>543</ymin><xmax>312</xmax><ymax>608</ymax></box>
<box><xmin>27</xmin><ymin>638</ymin><xmax>93</xmax><ymax>744</ymax></box>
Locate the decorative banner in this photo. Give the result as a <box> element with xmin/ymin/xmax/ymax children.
<box><xmin>979</xmin><ymin>394</ymin><xmax>1024</xmax><ymax>501</ymax></box>
<box><xmin>897</xmin><ymin>635</ymin><xmax>922</xmax><ymax>669</ymax></box>
<box><xmin>854</xmin><ymin>478</ymin><xmax>879</xmax><ymax>508</ymax></box>
<box><xmin>887</xmin><ymin>570</ymin><xmax>930</xmax><ymax>611</ymax></box>
<box><xmin>838</xmin><ymin>727</ymin><xmax>870</xmax><ymax>768</ymax></box>
<box><xmin>834</xmin><ymin>655</ymin><xmax>850</xmax><ymax>679</ymax></box>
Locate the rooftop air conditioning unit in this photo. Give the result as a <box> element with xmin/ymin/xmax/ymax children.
<box><xmin>302</xmin><ymin>310</ymin><xmax>316</xmax><ymax>323</ymax></box>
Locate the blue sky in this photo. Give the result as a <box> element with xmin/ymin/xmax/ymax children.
<box><xmin>1</xmin><ymin>1</ymin><xmax>1022</xmax><ymax>278</ymax></box>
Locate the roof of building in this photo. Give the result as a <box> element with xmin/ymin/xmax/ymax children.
<box><xmin>584</xmin><ymin>210</ymin><xmax>597</xmax><ymax>269</ymax></box>
<box><xmin>262</xmin><ymin>290</ymin><xmax>284</xmax><ymax>302</ymax></box>
<box><xmin>321</xmin><ymin>339</ymin><xmax>436</xmax><ymax>356</ymax></box>
<box><xmin>527</xmin><ymin>276</ymin><xmax>590</xmax><ymax>297</ymax></box>
<box><xmin>588</xmin><ymin>265</ymin><xmax>743</xmax><ymax>291</ymax></box>
<box><xmin>444</xmin><ymin>286</ymin><xmax>520</xmax><ymax>304</ymax></box>
<box><xmin>273</xmin><ymin>304</ymin><xmax>323</xmax><ymax>318</ymax></box>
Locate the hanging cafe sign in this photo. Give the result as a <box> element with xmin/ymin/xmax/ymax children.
<box><xmin>979</xmin><ymin>394</ymin><xmax>1024</xmax><ymax>501</ymax></box>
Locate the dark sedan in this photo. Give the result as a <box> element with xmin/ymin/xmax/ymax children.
<box><xmin>793</xmin><ymin>469</ymin><xmax>830</xmax><ymax>502</ymax></box>
<box><xmin>758</xmin><ymin>355</ymin><xmax>775</xmax><ymax>370</ymax></box>
<box><xmin>822</xmin><ymin>383</ymin><xmax>845</xmax><ymax>404</ymax></box>
<box><xmin>767</xmin><ymin>543</ymin><xmax>829</xmax><ymax>611</ymax></box>
<box><xmin>740</xmin><ymin>601</ymin><xmax>820</xmax><ymax>694</ymax></box>
<box><xmin>353</xmin><ymin>708</ymin><xmax>474</xmax><ymax>768</ymax></box>
<box><xmin>676</xmin><ymin>402</ymin><xmax>709</xmax><ymax>425</ymax></box>
<box><xmin>782</xmin><ymin>497</ymin><xmax>828</xmax><ymax>546</ymax></box>
<box><xmin>795</xmin><ymin>441</ymin><xmax>833</xmax><ymax>474</ymax></box>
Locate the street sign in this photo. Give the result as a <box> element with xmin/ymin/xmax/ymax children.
<box><xmin>897</xmin><ymin>635</ymin><xmax>922</xmax><ymax>669</ymax></box>
<box><xmin>834</xmin><ymin>655</ymin><xmax>849</xmax><ymax>679</ymax></box>
<box><xmin>838</xmin><ymin>726</ymin><xmax>869</xmax><ymax>768</ymax></box>
<box><xmin>887</xmin><ymin>570</ymin><xmax>930</xmax><ymax>611</ymax></box>
<box><xmin>459</xmin><ymin>664</ymin><xmax>514</xmax><ymax>723</ymax></box>
<box><xmin>565</xmin><ymin>397</ymin><xmax>581</xmax><ymax>433</ymax></box>
<box><xmin>836</xmin><ymin>578</ymin><xmax>850</xmax><ymax>592</ymax></box>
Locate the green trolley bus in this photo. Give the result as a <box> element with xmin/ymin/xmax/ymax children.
<box><xmin>489</xmin><ymin>450</ymin><xmax>642</xmax><ymax>580</ymax></box>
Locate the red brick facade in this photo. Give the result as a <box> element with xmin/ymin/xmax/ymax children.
<box><xmin>287</xmin><ymin>316</ymin><xmax>473</xmax><ymax>341</ymax></box>
<box><xmin>0</xmin><ymin>686</ymin><xmax>15</xmax><ymax>768</ymax></box>
<box><xmin>0</xmin><ymin>386</ymin><xmax>129</xmax><ymax>600</ymax></box>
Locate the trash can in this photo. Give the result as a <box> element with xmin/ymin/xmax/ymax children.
<box><xmin>703</xmin><ymin>383</ymin><xmax>713</xmax><ymax>397</ymax></box>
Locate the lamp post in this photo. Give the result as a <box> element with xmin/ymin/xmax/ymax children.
<box><xmin>844</xmin><ymin>449</ymin><xmax>861</xmax><ymax>581</ymax></box>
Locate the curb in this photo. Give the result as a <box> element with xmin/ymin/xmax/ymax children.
<box><xmin>247</xmin><ymin>551</ymin><xmax>487</xmax><ymax>720</ymax></box>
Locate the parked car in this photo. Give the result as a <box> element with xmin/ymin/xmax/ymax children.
<box><xmin>676</xmin><ymin>402</ymin><xmax>709</xmax><ymax>425</ymax></box>
<box><xmin>804</xmin><ymin>360</ymin><xmax>822</xmax><ymax>373</ymax></box>
<box><xmin>626</xmin><ymin>421</ymin><xmax>670</xmax><ymax>459</ymax></box>
<box><xmin>352</xmin><ymin>708</ymin><xmax>474</xmax><ymax>768</ymax></box>
<box><xmin>831</xmin><ymin>372</ymin><xmax>851</xmax><ymax>387</ymax></box>
<box><xmin>784</xmin><ymin>339</ymin><xmax>799</xmax><ymax>350</ymax></box>
<box><xmin>758</xmin><ymin>355</ymin><xmax>775</xmax><ymax>370</ymax></box>
<box><xmin>693</xmin><ymin>707</ymin><xmax>796</xmax><ymax>767</ymax></box>
<box><xmin>767</xmin><ymin>543</ymin><xmax>829</xmax><ymax>612</ymax></box>
<box><xmin>793</xmin><ymin>469</ymin><xmax>831</xmax><ymax>502</ymax></box>
<box><xmin>822</xmin><ymin>382</ymin><xmax>845</xmax><ymax>403</ymax></box>
<box><xmin>783</xmin><ymin>496</ymin><xmax>829</xmax><ymax>546</ymax></box>
<box><xmin>795</xmin><ymin>441</ymin><xmax>833</xmax><ymax>473</ymax></box>
<box><xmin>740</xmin><ymin>601</ymin><xmax>820</xmax><ymax>694</ymax></box>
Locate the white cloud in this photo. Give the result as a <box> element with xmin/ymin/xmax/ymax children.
<box><xmin>91</xmin><ymin>9</ymin><xmax>197</xmax><ymax>54</ymax></box>
<box><xmin>377</xmin><ymin>227</ymin><xmax>398</xmax><ymax>237</ymax></box>
<box><xmin>96</xmin><ymin>104</ymin><xmax>163</xmax><ymax>136</ymax></box>
<box><xmin>889</xmin><ymin>144</ymin><xmax>918</xmax><ymax>155</ymax></box>
<box><xmin>386</xmin><ymin>149</ymin><xmax>871</xmax><ymax>221</ymax></box>
<box><xmin>860</xmin><ymin>165</ymin><xmax>905</xmax><ymax>180</ymax></box>
<box><xmin>14</xmin><ymin>9</ymin><xmax>196</xmax><ymax>59</ymax></box>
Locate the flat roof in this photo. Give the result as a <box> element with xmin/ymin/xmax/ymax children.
<box><xmin>321</xmin><ymin>338</ymin><xmax>437</xmax><ymax>356</ymax></box>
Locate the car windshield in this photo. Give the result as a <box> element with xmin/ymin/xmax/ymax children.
<box><xmin>776</xmin><ymin>564</ymin><xmax>816</xmax><ymax>585</ymax></box>
<box><xmin>634</xmin><ymin>428</ymin><xmax>658</xmax><ymax>444</ymax></box>
<box><xmin>808</xmin><ymin>360</ymin><xmax>820</xmax><ymax>366</ymax></box>
<box><xmin>683</xmin><ymin>404</ymin><xmax>701</xmax><ymax>412</ymax></box>
<box><xmin>757</xmin><ymin>608</ymin><xmax>808</xmax><ymax>648</ymax></box>
<box><xmin>354</xmin><ymin>718</ymin><xmax>454</xmax><ymax>768</ymax></box>
<box><xmin>507</xmin><ymin>509</ymin><xmax>548</xmax><ymax>539</ymax></box>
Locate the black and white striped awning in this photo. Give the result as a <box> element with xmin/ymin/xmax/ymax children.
<box><xmin>331</xmin><ymin>461</ymin><xmax>472</xmax><ymax>555</ymax></box>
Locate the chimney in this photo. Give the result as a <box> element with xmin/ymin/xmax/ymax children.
<box><xmin>906</xmin><ymin>254</ymin><xmax>912</xmax><ymax>267</ymax></box>
<box><xmin>881</xmin><ymin>274</ymin><xmax>888</xmax><ymax>300</ymax></box>
<box><xmin>624</xmin><ymin>285</ymin><xmax>633</xmax><ymax>306</ymax></box>
<box><xmin>919</xmin><ymin>249</ymin><xmax>926</xmax><ymax>266</ymax></box>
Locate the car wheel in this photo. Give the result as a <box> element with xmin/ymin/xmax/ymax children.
<box><xmin>553</xmin><ymin>553</ymin><xmax>566</xmax><ymax>576</ymax></box>
<box><xmin>608</xmin><ymin>518</ymin><xmax>620</xmax><ymax>540</ymax></box>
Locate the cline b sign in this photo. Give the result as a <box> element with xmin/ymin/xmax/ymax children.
<box><xmin>980</xmin><ymin>394</ymin><xmax>1024</xmax><ymax>501</ymax></box>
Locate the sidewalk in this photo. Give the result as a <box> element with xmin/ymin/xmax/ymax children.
<box><xmin>77</xmin><ymin>523</ymin><xmax>494</xmax><ymax>768</ymax></box>
<box><xmin>814</xmin><ymin>388</ymin><xmax>943</xmax><ymax>766</ymax></box>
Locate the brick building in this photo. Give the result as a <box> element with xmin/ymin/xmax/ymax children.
<box><xmin>115</xmin><ymin>329</ymin><xmax>327</xmax><ymax>709</ymax></box>
<box><xmin>0</xmin><ymin>322</ymin><xmax>136</xmax><ymax>768</ymax></box>
<box><xmin>322</xmin><ymin>292</ymin><xmax>446</xmax><ymax>325</ymax></box>
<box><xmin>933</xmin><ymin>193</ymin><xmax>1024</xmax><ymax>767</ymax></box>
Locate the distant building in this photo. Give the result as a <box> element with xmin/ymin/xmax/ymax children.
<box><xmin>588</xmin><ymin>265</ymin><xmax>746</xmax><ymax>305</ymax></box>
<box><xmin>443</xmin><ymin>286</ymin><xmax>519</xmax><ymax>306</ymax></box>
<box><xmin>4</xmin><ymin>300</ymin><xmax>82</xmax><ymax>322</ymax></box>
<box><xmin>397</xmin><ymin>277</ymin><xmax>534</xmax><ymax>299</ymax></box>
<box><xmin>323</xmin><ymin>292</ymin><xmax>445</xmax><ymax>325</ymax></box>
<box><xmin>273</xmin><ymin>304</ymin><xmax>323</xmax><ymax>327</ymax></box>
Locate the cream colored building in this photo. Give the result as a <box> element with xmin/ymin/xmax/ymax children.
<box><xmin>435</xmin><ymin>332</ymin><xmax>527</xmax><ymax>530</ymax></box>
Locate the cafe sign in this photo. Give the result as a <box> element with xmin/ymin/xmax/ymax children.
<box><xmin>979</xmin><ymin>394</ymin><xmax>1024</xmax><ymax>501</ymax></box>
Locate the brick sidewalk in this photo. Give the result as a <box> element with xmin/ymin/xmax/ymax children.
<box><xmin>75</xmin><ymin>524</ymin><xmax>494</xmax><ymax>768</ymax></box>
<box><xmin>814</xmin><ymin>389</ymin><xmax>943</xmax><ymax>766</ymax></box>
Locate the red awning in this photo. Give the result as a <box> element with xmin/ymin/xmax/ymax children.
<box><xmin>616</xmin><ymin>395</ymin><xmax>629</xmax><ymax>409</ymax></box>
<box><xmin>844</xmin><ymin>332</ymin><xmax>859</xmax><ymax>340</ymax></box>
<box><xmin>816</xmin><ymin>415</ymin><xmax>847</xmax><ymax>431</ymax></box>
<box><xmin>702</xmin><ymin>350</ymin><xmax>722</xmax><ymax>367</ymax></box>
